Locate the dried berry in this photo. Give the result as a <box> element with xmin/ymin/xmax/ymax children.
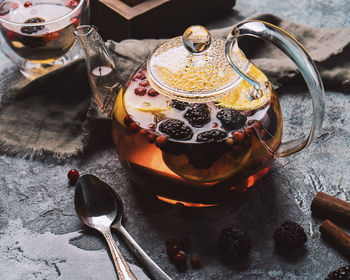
<box><xmin>171</xmin><ymin>100</ymin><xmax>189</xmax><ymax>111</ymax></box>
<box><xmin>155</xmin><ymin>135</ymin><xmax>168</xmax><ymax>148</ymax></box>
<box><xmin>273</xmin><ymin>221</ymin><xmax>307</xmax><ymax>252</ymax></box>
<box><xmin>20</xmin><ymin>17</ymin><xmax>45</xmax><ymax>34</ymax></box>
<box><xmin>67</xmin><ymin>169</ymin><xmax>80</xmax><ymax>185</ymax></box>
<box><xmin>147</xmin><ymin>88</ymin><xmax>159</xmax><ymax>97</ymax></box>
<box><xmin>190</xmin><ymin>255</ymin><xmax>201</xmax><ymax>269</ymax></box>
<box><xmin>173</xmin><ymin>251</ymin><xmax>187</xmax><ymax>271</ymax></box>
<box><xmin>184</xmin><ymin>103</ymin><xmax>211</xmax><ymax>127</ymax></box>
<box><xmin>196</xmin><ymin>129</ymin><xmax>227</xmax><ymax>143</ymax></box>
<box><xmin>24</xmin><ymin>2</ymin><xmax>32</xmax><ymax>8</ymax></box>
<box><xmin>326</xmin><ymin>265</ymin><xmax>350</xmax><ymax>280</ymax></box>
<box><xmin>216</xmin><ymin>108</ymin><xmax>247</xmax><ymax>131</ymax></box>
<box><xmin>129</xmin><ymin>122</ymin><xmax>140</xmax><ymax>132</ymax></box>
<box><xmin>231</xmin><ymin>131</ymin><xmax>244</xmax><ymax>143</ymax></box>
<box><xmin>159</xmin><ymin>119</ymin><xmax>193</xmax><ymax>141</ymax></box>
<box><xmin>147</xmin><ymin>133</ymin><xmax>156</xmax><ymax>143</ymax></box>
<box><xmin>218</xmin><ymin>227</ymin><xmax>250</xmax><ymax>262</ymax></box>
<box><xmin>134</xmin><ymin>87</ymin><xmax>147</xmax><ymax>96</ymax></box>
<box><xmin>132</xmin><ymin>72</ymin><xmax>146</xmax><ymax>81</ymax></box>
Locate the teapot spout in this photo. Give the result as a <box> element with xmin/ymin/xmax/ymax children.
<box><xmin>74</xmin><ymin>25</ymin><xmax>120</xmax><ymax>117</ymax></box>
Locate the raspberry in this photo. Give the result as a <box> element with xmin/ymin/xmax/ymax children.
<box><xmin>171</xmin><ymin>100</ymin><xmax>189</xmax><ymax>111</ymax></box>
<box><xmin>216</xmin><ymin>108</ymin><xmax>247</xmax><ymax>131</ymax></box>
<box><xmin>159</xmin><ymin>119</ymin><xmax>193</xmax><ymax>141</ymax></box>
<box><xmin>326</xmin><ymin>265</ymin><xmax>350</xmax><ymax>280</ymax></box>
<box><xmin>196</xmin><ymin>129</ymin><xmax>227</xmax><ymax>143</ymax></box>
<box><xmin>184</xmin><ymin>103</ymin><xmax>211</xmax><ymax>127</ymax></box>
<box><xmin>273</xmin><ymin>221</ymin><xmax>307</xmax><ymax>253</ymax></box>
<box><xmin>20</xmin><ymin>17</ymin><xmax>45</xmax><ymax>34</ymax></box>
<box><xmin>218</xmin><ymin>227</ymin><xmax>250</xmax><ymax>262</ymax></box>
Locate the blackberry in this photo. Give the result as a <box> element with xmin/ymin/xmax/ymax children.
<box><xmin>184</xmin><ymin>103</ymin><xmax>211</xmax><ymax>127</ymax></box>
<box><xmin>20</xmin><ymin>17</ymin><xmax>45</xmax><ymax>34</ymax></box>
<box><xmin>159</xmin><ymin>119</ymin><xmax>193</xmax><ymax>141</ymax></box>
<box><xmin>326</xmin><ymin>266</ymin><xmax>350</xmax><ymax>280</ymax></box>
<box><xmin>171</xmin><ymin>100</ymin><xmax>189</xmax><ymax>111</ymax></box>
<box><xmin>216</xmin><ymin>108</ymin><xmax>247</xmax><ymax>131</ymax></box>
<box><xmin>218</xmin><ymin>227</ymin><xmax>251</xmax><ymax>262</ymax></box>
<box><xmin>273</xmin><ymin>221</ymin><xmax>307</xmax><ymax>252</ymax></box>
<box><xmin>196</xmin><ymin>129</ymin><xmax>227</xmax><ymax>142</ymax></box>
<box><xmin>187</xmin><ymin>142</ymin><xmax>227</xmax><ymax>169</ymax></box>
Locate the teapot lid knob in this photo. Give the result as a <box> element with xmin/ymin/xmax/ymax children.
<box><xmin>182</xmin><ymin>25</ymin><xmax>211</xmax><ymax>53</ymax></box>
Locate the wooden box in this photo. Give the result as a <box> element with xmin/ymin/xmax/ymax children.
<box><xmin>90</xmin><ymin>0</ymin><xmax>236</xmax><ymax>41</ymax></box>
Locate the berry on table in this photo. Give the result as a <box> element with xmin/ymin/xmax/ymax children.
<box><xmin>190</xmin><ymin>255</ymin><xmax>201</xmax><ymax>269</ymax></box>
<box><xmin>67</xmin><ymin>169</ymin><xmax>80</xmax><ymax>185</ymax></box>
<box><xmin>273</xmin><ymin>220</ymin><xmax>307</xmax><ymax>253</ymax></box>
<box><xmin>166</xmin><ymin>244</ymin><xmax>180</xmax><ymax>261</ymax></box>
<box><xmin>173</xmin><ymin>250</ymin><xmax>187</xmax><ymax>271</ymax></box>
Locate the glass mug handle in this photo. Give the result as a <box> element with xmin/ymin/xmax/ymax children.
<box><xmin>225</xmin><ymin>20</ymin><xmax>325</xmax><ymax>157</ymax></box>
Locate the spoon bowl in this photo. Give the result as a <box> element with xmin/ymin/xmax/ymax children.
<box><xmin>75</xmin><ymin>174</ymin><xmax>136</xmax><ymax>280</ymax></box>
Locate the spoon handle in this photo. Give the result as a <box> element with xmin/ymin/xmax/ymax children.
<box><xmin>101</xmin><ymin>228</ymin><xmax>137</xmax><ymax>280</ymax></box>
<box><xmin>115</xmin><ymin>224</ymin><xmax>172</xmax><ymax>280</ymax></box>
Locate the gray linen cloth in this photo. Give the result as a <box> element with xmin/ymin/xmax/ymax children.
<box><xmin>0</xmin><ymin>14</ymin><xmax>350</xmax><ymax>160</ymax></box>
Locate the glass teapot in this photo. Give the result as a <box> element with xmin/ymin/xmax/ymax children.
<box><xmin>74</xmin><ymin>22</ymin><xmax>325</xmax><ymax>207</ymax></box>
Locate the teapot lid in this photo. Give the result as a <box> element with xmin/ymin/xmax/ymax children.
<box><xmin>147</xmin><ymin>26</ymin><xmax>250</xmax><ymax>102</ymax></box>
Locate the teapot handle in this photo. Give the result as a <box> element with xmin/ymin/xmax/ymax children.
<box><xmin>225</xmin><ymin>20</ymin><xmax>325</xmax><ymax>157</ymax></box>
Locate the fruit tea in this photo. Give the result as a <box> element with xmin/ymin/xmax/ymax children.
<box><xmin>0</xmin><ymin>0</ymin><xmax>82</xmax><ymax>62</ymax></box>
<box><xmin>112</xmin><ymin>64</ymin><xmax>282</xmax><ymax>206</ymax></box>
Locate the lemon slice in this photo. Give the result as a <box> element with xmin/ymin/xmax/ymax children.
<box><xmin>217</xmin><ymin>65</ymin><xmax>271</xmax><ymax>111</ymax></box>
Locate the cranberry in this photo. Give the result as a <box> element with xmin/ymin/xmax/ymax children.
<box><xmin>67</xmin><ymin>169</ymin><xmax>80</xmax><ymax>185</ymax></box>
<box><xmin>173</xmin><ymin>251</ymin><xmax>187</xmax><ymax>271</ymax></box>
<box><xmin>70</xmin><ymin>17</ymin><xmax>79</xmax><ymax>28</ymax></box>
<box><xmin>134</xmin><ymin>87</ymin><xmax>147</xmax><ymax>96</ymax></box>
<box><xmin>231</xmin><ymin>131</ymin><xmax>244</xmax><ymax>143</ymax></box>
<box><xmin>147</xmin><ymin>88</ymin><xmax>159</xmax><ymax>97</ymax></box>
<box><xmin>155</xmin><ymin>135</ymin><xmax>168</xmax><ymax>148</ymax></box>
<box><xmin>24</xmin><ymin>1</ymin><xmax>32</xmax><ymax>8</ymax></box>
<box><xmin>147</xmin><ymin>134</ymin><xmax>156</xmax><ymax>144</ymax></box>
<box><xmin>124</xmin><ymin>115</ymin><xmax>133</xmax><ymax>127</ymax></box>
<box><xmin>129</xmin><ymin>122</ymin><xmax>140</xmax><ymax>132</ymax></box>
<box><xmin>6</xmin><ymin>30</ymin><xmax>17</xmax><ymax>41</ymax></box>
<box><xmin>139</xmin><ymin>80</ymin><xmax>150</xmax><ymax>87</ymax></box>
<box><xmin>166</xmin><ymin>244</ymin><xmax>180</xmax><ymax>260</ymax></box>
<box><xmin>190</xmin><ymin>255</ymin><xmax>201</xmax><ymax>269</ymax></box>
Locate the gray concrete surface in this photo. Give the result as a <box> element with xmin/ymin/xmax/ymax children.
<box><xmin>1</xmin><ymin>0</ymin><xmax>350</xmax><ymax>279</ymax></box>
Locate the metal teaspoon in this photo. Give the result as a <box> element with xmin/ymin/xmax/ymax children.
<box><xmin>75</xmin><ymin>174</ymin><xmax>136</xmax><ymax>280</ymax></box>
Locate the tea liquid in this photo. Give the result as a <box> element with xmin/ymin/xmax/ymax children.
<box><xmin>112</xmin><ymin>64</ymin><xmax>282</xmax><ymax>206</ymax></box>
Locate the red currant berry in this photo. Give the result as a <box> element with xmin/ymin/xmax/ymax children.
<box><xmin>24</xmin><ymin>1</ymin><xmax>32</xmax><ymax>7</ymax></box>
<box><xmin>147</xmin><ymin>88</ymin><xmax>159</xmax><ymax>97</ymax></box>
<box><xmin>129</xmin><ymin>122</ymin><xmax>140</xmax><ymax>132</ymax></box>
<box><xmin>134</xmin><ymin>87</ymin><xmax>147</xmax><ymax>96</ymax></box>
<box><xmin>173</xmin><ymin>251</ymin><xmax>187</xmax><ymax>271</ymax></box>
<box><xmin>139</xmin><ymin>80</ymin><xmax>150</xmax><ymax>87</ymax></box>
<box><xmin>147</xmin><ymin>134</ymin><xmax>156</xmax><ymax>144</ymax></box>
<box><xmin>124</xmin><ymin>115</ymin><xmax>133</xmax><ymax>127</ymax></box>
<box><xmin>139</xmin><ymin>129</ymin><xmax>148</xmax><ymax>136</ymax></box>
<box><xmin>70</xmin><ymin>17</ymin><xmax>79</xmax><ymax>28</ymax></box>
<box><xmin>155</xmin><ymin>135</ymin><xmax>168</xmax><ymax>148</ymax></box>
<box><xmin>67</xmin><ymin>169</ymin><xmax>80</xmax><ymax>185</ymax></box>
<box><xmin>165</xmin><ymin>237</ymin><xmax>179</xmax><ymax>248</ymax></box>
<box><xmin>190</xmin><ymin>255</ymin><xmax>201</xmax><ymax>269</ymax></box>
<box><xmin>231</xmin><ymin>131</ymin><xmax>244</xmax><ymax>143</ymax></box>
<box><xmin>166</xmin><ymin>244</ymin><xmax>180</xmax><ymax>260</ymax></box>
<box><xmin>6</xmin><ymin>30</ymin><xmax>17</xmax><ymax>41</ymax></box>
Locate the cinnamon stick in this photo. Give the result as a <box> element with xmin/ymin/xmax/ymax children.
<box><xmin>320</xmin><ymin>219</ymin><xmax>350</xmax><ymax>259</ymax></box>
<box><xmin>311</xmin><ymin>192</ymin><xmax>350</xmax><ymax>225</ymax></box>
